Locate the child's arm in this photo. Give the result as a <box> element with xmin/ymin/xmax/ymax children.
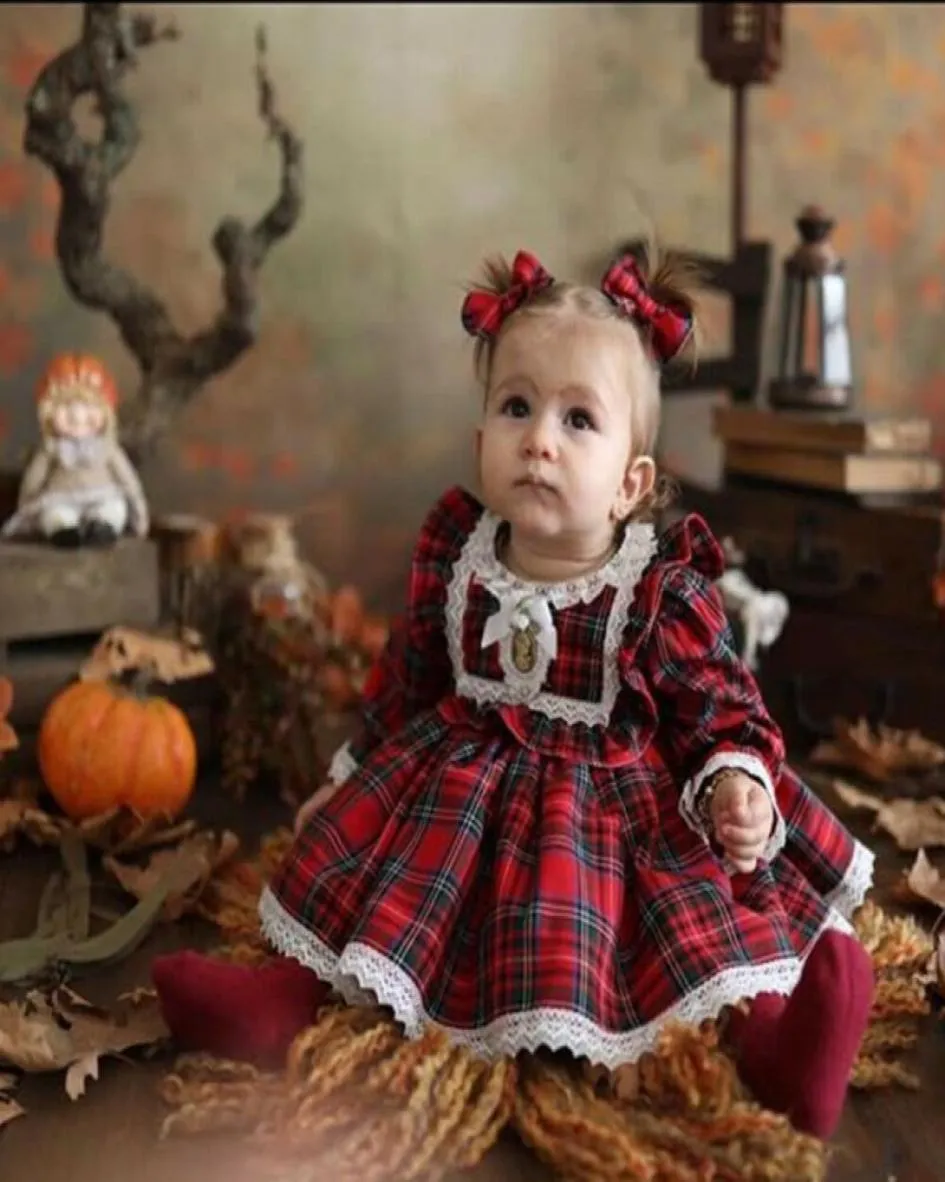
<box><xmin>642</xmin><ymin>562</ymin><xmax>787</xmax><ymax>860</ymax></box>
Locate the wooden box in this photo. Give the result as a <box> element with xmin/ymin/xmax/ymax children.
<box><xmin>679</xmin><ymin>477</ymin><xmax>945</xmax><ymax>749</ymax></box>
<box><xmin>0</xmin><ymin>538</ymin><xmax>161</xmax><ymax>729</ymax></box>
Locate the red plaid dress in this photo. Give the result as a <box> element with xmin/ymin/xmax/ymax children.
<box><xmin>260</xmin><ymin>485</ymin><xmax>874</xmax><ymax>1068</ymax></box>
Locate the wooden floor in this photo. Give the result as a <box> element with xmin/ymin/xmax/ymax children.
<box><xmin>0</xmin><ymin>761</ymin><xmax>943</xmax><ymax>1182</ymax></box>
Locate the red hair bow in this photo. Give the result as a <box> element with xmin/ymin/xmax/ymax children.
<box><xmin>600</xmin><ymin>255</ymin><xmax>692</xmax><ymax>364</ymax></box>
<box><xmin>461</xmin><ymin>250</ymin><xmax>554</xmax><ymax>340</ymax></box>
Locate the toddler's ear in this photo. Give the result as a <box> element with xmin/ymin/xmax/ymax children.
<box><xmin>612</xmin><ymin>455</ymin><xmax>655</xmax><ymax>520</ymax></box>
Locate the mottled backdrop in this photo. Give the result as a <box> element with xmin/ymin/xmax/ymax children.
<box><xmin>0</xmin><ymin>4</ymin><xmax>941</xmax><ymax>607</ymax></box>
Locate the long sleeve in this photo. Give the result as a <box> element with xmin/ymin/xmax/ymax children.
<box><xmin>641</xmin><ymin>536</ymin><xmax>787</xmax><ymax>862</ymax></box>
<box><xmin>326</xmin><ymin>489</ymin><xmax>471</xmax><ymax>785</ymax></box>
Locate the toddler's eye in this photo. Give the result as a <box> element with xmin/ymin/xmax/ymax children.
<box><xmin>500</xmin><ymin>395</ymin><xmax>530</xmax><ymax>418</ymax></box>
<box><xmin>566</xmin><ymin>408</ymin><xmax>595</xmax><ymax>431</ymax></box>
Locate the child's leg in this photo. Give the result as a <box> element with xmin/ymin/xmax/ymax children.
<box><xmin>151</xmin><ymin>951</ymin><xmax>330</xmax><ymax>1068</ymax></box>
<box><xmin>728</xmin><ymin>929</ymin><xmax>874</xmax><ymax>1139</ymax></box>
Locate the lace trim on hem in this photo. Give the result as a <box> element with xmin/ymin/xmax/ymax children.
<box><xmin>823</xmin><ymin>839</ymin><xmax>875</xmax><ymax>920</ymax></box>
<box><xmin>258</xmin><ymin>887</ymin><xmax>852</xmax><ymax>1071</ymax></box>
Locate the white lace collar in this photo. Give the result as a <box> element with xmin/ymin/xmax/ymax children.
<box><xmin>445</xmin><ymin>508</ymin><xmax>660</xmax><ymax>726</ymax></box>
<box><xmin>470</xmin><ymin>509</ymin><xmax>657</xmax><ymax>610</ymax></box>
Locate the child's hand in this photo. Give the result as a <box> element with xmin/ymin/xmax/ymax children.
<box><xmin>709</xmin><ymin>772</ymin><xmax>774</xmax><ymax>874</ymax></box>
<box><xmin>294</xmin><ymin>782</ymin><xmax>340</xmax><ymax>835</ymax></box>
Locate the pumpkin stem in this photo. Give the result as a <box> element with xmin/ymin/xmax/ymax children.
<box><xmin>115</xmin><ymin>660</ymin><xmax>160</xmax><ymax>699</ymax></box>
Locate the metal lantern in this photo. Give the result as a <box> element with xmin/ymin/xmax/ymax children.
<box><xmin>699</xmin><ymin>3</ymin><xmax>784</xmax><ymax>87</ymax></box>
<box><xmin>699</xmin><ymin>3</ymin><xmax>785</xmax><ymax>250</ymax></box>
<box><xmin>768</xmin><ymin>206</ymin><xmax>854</xmax><ymax>412</ymax></box>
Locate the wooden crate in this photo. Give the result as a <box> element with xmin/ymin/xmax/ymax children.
<box><xmin>0</xmin><ymin>537</ymin><xmax>161</xmax><ymax>729</ymax></box>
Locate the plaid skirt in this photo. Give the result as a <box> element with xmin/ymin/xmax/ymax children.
<box><xmin>260</xmin><ymin>706</ymin><xmax>873</xmax><ymax>1069</ymax></box>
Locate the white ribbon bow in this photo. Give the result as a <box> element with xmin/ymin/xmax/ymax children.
<box><xmin>481</xmin><ymin>591</ymin><xmax>558</xmax><ymax>660</ymax></box>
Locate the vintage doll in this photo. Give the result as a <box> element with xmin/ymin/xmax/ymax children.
<box><xmin>0</xmin><ymin>353</ymin><xmax>149</xmax><ymax>547</ymax></box>
<box><xmin>152</xmin><ymin>249</ymin><xmax>875</xmax><ymax>1140</ymax></box>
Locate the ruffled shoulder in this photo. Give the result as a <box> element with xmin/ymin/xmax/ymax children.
<box><xmin>413</xmin><ymin>484</ymin><xmax>486</xmax><ymax>572</ymax></box>
<box><xmin>653</xmin><ymin>512</ymin><xmax>726</xmax><ymax>583</ymax></box>
<box><xmin>621</xmin><ymin>512</ymin><xmax>727</xmax><ymax>663</ymax></box>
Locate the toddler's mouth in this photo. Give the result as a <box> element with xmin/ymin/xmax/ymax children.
<box><xmin>515</xmin><ymin>475</ymin><xmax>557</xmax><ymax>494</ymax></box>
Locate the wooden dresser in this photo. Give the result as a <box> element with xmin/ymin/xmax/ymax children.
<box><xmin>680</xmin><ymin>477</ymin><xmax>945</xmax><ymax>750</ymax></box>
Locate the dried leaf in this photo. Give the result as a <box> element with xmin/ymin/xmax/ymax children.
<box><xmin>0</xmin><ymin>1069</ymin><xmax>22</xmax><ymax>1127</ymax></box>
<box><xmin>64</xmin><ymin>1052</ymin><xmax>99</xmax><ymax>1100</ymax></box>
<box><xmin>103</xmin><ymin>830</ymin><xmax>241</xmax><ymax>922</ymax></box>
<box><xmin>894</xmin><ymin>850</ymin><xmax>945</xmax><ymax>909</ymax></box>
<box><xmin>0</xmin><ymin>799</ymin><xmax>202</xmax><ymax>859</ymax></box>
<box><xmin>0</xmin><ymin>799</ymin><xmax>64</xmax><ymax>853</ymax></box>
<box><xmin>0</xmin><ymin>1096</ymin><xmax>24</xmax><ymax>1128</ymax></box>
<box><xmin>79</xmin><ymin>626</ymin><xmax>214</xmax><ymax>685</ymax></box>
<box><xmin>77</xmin><ymin>809</ymin><xmax>199</xmax><ymax>856</ymax></box>
<box><xmin>52</xmin><ymin>985</ymin><xmax>107</xmax><ymax>1016</ymax></box>
<box><xmin>811</xmin><ymin>719</ymin><xmax>945</xmax><ymax>783</ymax></box>
<box><xmin>0</xmin><ymin>987</ymin><xmax>168</xmax><ymax>1095</ymax></box>
<box><xmin>0</xmin><ymin>677</ymin><xmax>12</xmax><ymax>721</ymax></box>
<box><xmin>877</xmin><ymin>799</ymin><xmax>945</xmax><ymax>851</ymax></box>
<box><xmin>73</xmin><ymin>808</ymin><xmax>123</xmax><ymax>845</ymax></box>
<box><xmin>810</xmin><ymin>738</ymin><xmax>885</xmax><ymax>782</ymax></box>
<box><xmin>829</xmin><ymin>780</ymin><xmax>945</xmax><ymax>850</ymax></box>
<box><xmin>117</xmin><ymin>986</ymin><xmax>157</xmax><ymax>1007</ymax></box>
<box><xmin>829</xmin><ymin>779</ymin><xmax>884</xmax><ymax>813</ymax></box>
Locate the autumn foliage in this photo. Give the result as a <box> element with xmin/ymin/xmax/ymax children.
<box><xmin>312</xmin><ymin>584</ymin><xmax>390</xmax><ymax>712</ymax></box>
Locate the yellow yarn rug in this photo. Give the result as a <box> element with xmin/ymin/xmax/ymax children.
<box><xmin>156</xmin><ymin>831</ymin><xmax>935</xmax><ymax>1182</ymax></box>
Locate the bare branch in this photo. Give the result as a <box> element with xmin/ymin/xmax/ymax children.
<box><xmin>24</xmin><ymin>4</ymin><xmax>181</xmax><ymax>365</ymax></box>
<box><xmin>23</xmin><ymin>4</ymin><xmax>305</xmax><ymax>459</ymax></box>
<box><xmin>174</xmin><ymin>23</ymin><xmax>305</xmax><ymax>390</ymax></box>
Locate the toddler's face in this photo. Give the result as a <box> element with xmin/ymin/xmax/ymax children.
<box><xmin>477</xmin><ymin>311</ymin><xmax>654</xmax><ymax>554</ymax></box>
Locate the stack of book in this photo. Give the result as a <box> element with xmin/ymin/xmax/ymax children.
<box><xmin>712</xmin><ymin>404</ymin><xmax>942</xmax><ymax>499</ymax></box>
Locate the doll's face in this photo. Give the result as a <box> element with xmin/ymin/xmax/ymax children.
<box><xmin>48</xmin><ymin>396</ymin><xmax>107</xmax><ymax>440</ymax></box>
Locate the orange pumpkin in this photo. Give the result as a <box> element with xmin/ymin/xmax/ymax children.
<box><xmin>37</xmin><ymin>677</ymin><xmax>197</xmax><ymax>822</ymax></box>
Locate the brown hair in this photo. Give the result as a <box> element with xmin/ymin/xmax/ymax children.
<box><xmin>465</xmin><ymin>244</ymin><xmax>703</xmax><ymax>522</ymax></box>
